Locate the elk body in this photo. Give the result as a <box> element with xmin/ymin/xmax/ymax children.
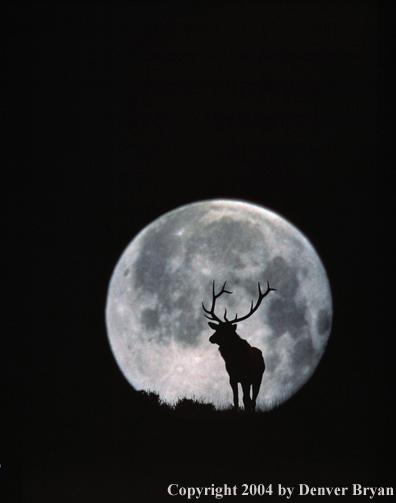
<box><xmin>203</xmin><ymin>281</ymin><xmax>276</xmax><ymax>412</ymax></box>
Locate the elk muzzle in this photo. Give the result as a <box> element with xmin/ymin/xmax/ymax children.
<box><xmin>209</xmin><ymin>334</ymin><xmax>218</xmax><ymax>344</ymax></box>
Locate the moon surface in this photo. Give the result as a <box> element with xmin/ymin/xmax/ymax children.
<box><xmin>105</xmin><ymin>200</ymin><xmax>332</xmax><ymax>411</ymax></box>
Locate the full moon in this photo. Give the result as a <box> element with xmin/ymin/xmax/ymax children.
<box><xmin>105</xmin><ymin>200</ymin><xmax>332</xmax><ymax>411</ymax></box>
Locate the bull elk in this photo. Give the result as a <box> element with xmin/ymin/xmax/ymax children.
<box><xmin>203</xmin><ymin>280</ymin><xmax>276</xmax><ymax>412</ymax></box>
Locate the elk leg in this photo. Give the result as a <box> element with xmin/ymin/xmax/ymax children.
<box><xmin>230</xmin><ymin>378</ymin><xmax>239</xmax><ymax>410</ymax></box>
<box><xmin>242</xmin><ymin>382</ymin><xmax>253</xmax><ymax>412</ymax></box>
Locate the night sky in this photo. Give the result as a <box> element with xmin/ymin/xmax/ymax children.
<box><xmin>2</xmin><ymin>1</ymin><xmax>393</xmax><ymax>502</ymax></box>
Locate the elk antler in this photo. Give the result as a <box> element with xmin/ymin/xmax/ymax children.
<box><xmin>229</xmin><ymin>281</ymin><xmax>276</xmax><ymax>324</ymax></box>
<box><xmin>202</xmin><ymin>280</ymin><xmax>233</xmax><ymax>323</ymax></box>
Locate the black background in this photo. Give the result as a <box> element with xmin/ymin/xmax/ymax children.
<box><xmin>2</xmin><ymin>1</ymin><xmax>394</xmax><ymax>502</ymax></box>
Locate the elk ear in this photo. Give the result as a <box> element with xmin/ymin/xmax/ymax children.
<box><xmin>208</xmin><ymin>322</ymin><xmax>218</xmax><ymax>330</ymax></box>
<box><xmin>231</xmin><ymin>324</ymin><xmax>237</xmax><ymax>331</ymax></box>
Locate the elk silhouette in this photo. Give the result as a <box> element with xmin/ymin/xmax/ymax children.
<box><xmin>203</xmin><ymin>280</ymin><xmax>276</xmax><ymax>412</ymax></box>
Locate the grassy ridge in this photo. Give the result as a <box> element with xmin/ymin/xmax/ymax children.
<box><xmin>138</xmin><ymin>390</ymin><xmax>274</xmax><ymax>420</ymax></box>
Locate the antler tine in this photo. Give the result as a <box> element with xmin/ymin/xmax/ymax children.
<box><xmin>202</xmin><ymin>301</ymin><xmax>220</xmax><ymax>321</ymax></box>
<box><xmin>232</xmin><ymin>281</ymin><xmax>276</xmax><ymax>324</ymax></box>
<box><xmin>202</xmin><ymin>280</ymin><xmax>233</xmax><ymax>323</ymax></box>
<box><xmin>217</xmin><ymin>280</ymin><xmax>233</xmax><ymax>296</ymax></box>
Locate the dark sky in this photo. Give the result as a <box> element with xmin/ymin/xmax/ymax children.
<box><xmin>2</xmin><ymin>1</ymin><xmax>393</xmax><ymax>501</ymax></box>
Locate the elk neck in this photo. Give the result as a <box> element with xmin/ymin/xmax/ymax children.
<box><xmin>217</xmin><ymin>331</ymin><xmax>248</xmax><ymax>356</ymax></box>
